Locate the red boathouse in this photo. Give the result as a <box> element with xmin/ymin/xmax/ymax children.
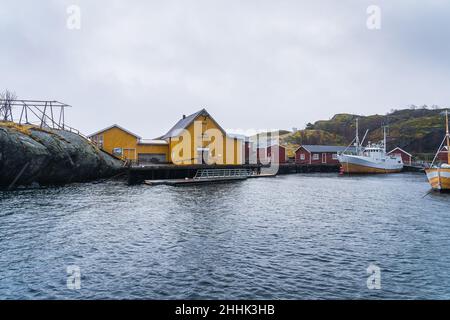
<box><xmin>387</xmin><ymin>147</ymin><xmax>413</xmax><ymax>165</ymax></box>
<box><xmin>295</xmin><ymin>145</ymin><xmax>355</xmax><ymax>165</ymax></box>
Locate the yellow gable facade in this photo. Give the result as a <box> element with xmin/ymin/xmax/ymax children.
<box><xmin>162</xmin><ymin>109</ymin><xmax>243</xmax><ymax>165</ymax></box>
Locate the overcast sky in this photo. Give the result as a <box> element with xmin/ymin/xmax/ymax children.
<box><xmin>1</xmin><ymin>0</ymin><xmax>450</xmax><ymax>138</ymax></box>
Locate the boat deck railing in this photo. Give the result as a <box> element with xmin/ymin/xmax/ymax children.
<box><xmin>194</xmin><ymin>168</ymin><xmax>252</xmax><ymax>180</ymax></box>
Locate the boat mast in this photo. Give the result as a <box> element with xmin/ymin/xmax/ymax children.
<box><xmin>430</xmin><ymin>109</ymin><xmax>450</xmax><ymax>167</ymax></box>
<box><xmin>383</xmin><ymin>126</ymin><xmax>387</xmax><ymax>154</ymax></box>
<box><xmin>355</xmin><ymin>118</ymin><xmax>360</xmax><ymax>154</ymax></box>
<box><xmin>446</xmin><ymin>109</ymin><xmax>450</xmax><ymax>164</ymax></box>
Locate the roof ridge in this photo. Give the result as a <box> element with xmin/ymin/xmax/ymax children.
<box><xmin>295</xmin><ymin>144</ymin><xmax>357</xmax><ymax>153</ymax></box>
<box><xmin>88</xmin><ymin>124</ymin><xmax>141</xmax><ymax>139</ymax></box>
<box><xmin>157</xmin><ymin>108</ymin><xmax>226</xmax><ymax>140</ymax></box>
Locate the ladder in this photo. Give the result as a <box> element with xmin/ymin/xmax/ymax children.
<box><xmin>194</xmin><ymin>168</ymin><xmax>252</xmax><ymax>180</ymax></box>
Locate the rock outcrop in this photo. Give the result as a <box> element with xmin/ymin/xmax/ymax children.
<box><xmin>0</xmin><ymin>122</ymin><xmax>124</xmax><ymax>188</ymax></box>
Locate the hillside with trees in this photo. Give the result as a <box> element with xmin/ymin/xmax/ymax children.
<box><xmin>280</xmin><ymin>106</ymin><xmax>448</xmax><ymax>157</ymax></box>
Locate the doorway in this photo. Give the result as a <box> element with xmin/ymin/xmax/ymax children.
<box><xmin>197</xmin><ymin>148</ymin><xmax>210</xmax><ymax>164</ymax></box>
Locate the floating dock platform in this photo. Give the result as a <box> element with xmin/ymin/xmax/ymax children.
<box><xmin>144</xmin><ymin>176</ymin><xmax>248</xmax><ymax>186</ymax></box>
<box><xmin>277</xmin><ymin>163</ymin><xmax>340</xmax><ymax>174</ymax></box>
<box><xmin>129</xmin><ymin>163</ymin><xmax>341</xmax><ymax>184</ymax></box>
<box><xmin>143</xmin><ymin>168</ymin><xmax>278</xmax><ymax>186</ymax></box>
<box><xmin>128</xmin><ymin>164</ymin><xmax>262</xmax><ymax>184</ymax></box>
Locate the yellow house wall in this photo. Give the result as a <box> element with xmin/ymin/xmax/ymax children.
<box><xmin>92</xmin><ymin>127</ymin><xmax>169</xmax><ymax>161</ymax></box>
<box><xmin>234</xmin><ymin>138</ymin><xmax>243</xmax><ymax>164</ymax></box>
<box><xmin>136</xmin><ymin>144</ymin><xmax>169</xmax><ymax>157</ymax></box>
<box><xmin>136</xmin><ymin>144</ymin><xmax>169</xmax><ymax>161</ymax></box>
<box><xmin>169</xmin><ymin>115</ymin><xmax>242</xmax><ymax>165</ymax></box>
<box><xmin>95</xmin><ymin>127</ymin><xmax>139</xmax><ymax>160</ymax></box>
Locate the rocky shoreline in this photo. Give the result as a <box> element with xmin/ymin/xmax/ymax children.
<box><xmin>0</xmin><ymin>122</ymin><xmax>124</xmax><ymax>189</ymax></box>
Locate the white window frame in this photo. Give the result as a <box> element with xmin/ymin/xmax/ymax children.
<box><xmin>113</xmin><ymin>147</ymin><xmax>123</xmax><ymax>156</ymax></box>
<box><xmin>312</xmin><ymin>153</ymin><xmax>319</xmax><ymax>160</ymax></box>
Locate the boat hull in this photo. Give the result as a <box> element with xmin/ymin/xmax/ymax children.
<box><xmin>340</xmin><ymin>162</ymin><xmax>403</xmax><ymax>174</ymax></box>
<box><xmin>425</xmin><ymin>168</ymin><xmax>450</xmax><ymax>191</ymax></box>
<box><xmin>338</xmin><ymin>154</ymin><xmax>403</xmax><ymax>174</ymax></box>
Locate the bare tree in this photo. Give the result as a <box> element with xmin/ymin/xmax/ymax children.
<box><xmin>0</xmin><ymin>90</ymin><xmax>17</xmax><ymax>121</ymax></box>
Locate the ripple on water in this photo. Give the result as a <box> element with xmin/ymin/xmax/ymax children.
<box><xmin>0</xmin><ymin>174</ymin><xmax>450</xmax><ymax>299</ymax></box>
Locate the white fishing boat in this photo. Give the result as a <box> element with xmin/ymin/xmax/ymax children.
<box><xmin>337</xmin><ymin>119</ymin><xmax>403</xmax><ymax>174</ymax></box>
<box><xmin>425</xmin><ymin>110</ymin><xmax>450</xmax><ymax>192</ymax></box>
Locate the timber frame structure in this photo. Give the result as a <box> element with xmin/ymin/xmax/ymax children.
<box><xmin>0</xmin><ymin>99</ymin><xmax>84</xmax><ymax>137</ymax></box>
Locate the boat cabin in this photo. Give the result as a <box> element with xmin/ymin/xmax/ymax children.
<box><xmin>363</xmin><ymin>147</ymin><xmax>384</xmax><ymax>158</ymax></box>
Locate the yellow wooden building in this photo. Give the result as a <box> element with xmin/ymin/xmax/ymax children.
<box><xmin>88</xmin><ymin>124</ymin><xmax>169</xmax><ymax>163</ymax></box>
<box><xmin>88</xmin><ymin>109</ymin><xmax>243</xmax><ymax>165</ymax></box>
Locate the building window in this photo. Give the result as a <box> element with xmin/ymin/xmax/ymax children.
<box><xmin>113</xmin><ymin>147</ymin><xmax>123</xmax><ymax>156</ymax></box>
<box><xmin>300</xmin><ymin>153</ymin><xmax>305</xmax><ymax>160</ymax></box>
<box><xmin>312</xmin><ymin>153</ymin><xmax>319</xmax><ymax>160</ymax></box>
<box><xmin>92</xmin><ymin>135</ymin><xmax>104</xmax><ymax>148</ymax></box>
<box><xmin>332</xmin><ymin>153</ymin><xmax>338</xmax><ymax>160</ymax></box>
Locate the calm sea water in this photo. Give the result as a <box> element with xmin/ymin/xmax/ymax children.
<box><xmin>0</xmin><ymin>173</ymin><xmax>449</xmax><ymax>299</ymax></box>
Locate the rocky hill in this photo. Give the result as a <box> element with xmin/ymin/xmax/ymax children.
<box><xmin>281</xmin><ymin>107</ymin><xmax>448</xmax><ymax>156</ymax></box>
<box><xmin>0</xmin><ymin>122</ymin><xmax>124</xmax><ymax>189</ymax></box>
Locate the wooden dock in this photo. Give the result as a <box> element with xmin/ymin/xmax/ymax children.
<box><xmin>248</xmin><ymin>173</ymin><xmax>277</xmax><ymax>178</ymax></box>
<box><xmin>128</xmin><ymin>164</ymin><xmax>262</xmax><ymax>184</ymax></box>
<box><xmin>128</xmin><ymin>163</ymin><xmax>342</xmax><ymax>184</ymax></box>
<box><xmin>402</xmin><ymin>165</ymin><xmax>426</xmax><ymax>172</ymax></box>
<box><xmin>277</xmin><ymin>163</ymin><xmax>340</xmax><ymax>174</ymax></box>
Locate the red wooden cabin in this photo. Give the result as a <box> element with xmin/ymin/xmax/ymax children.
<box><xmin>295</xmin><ymin>145</ymin><xmax>355</xmax><ymax>165</ymax></box>
<box><xmin>387</xmin><ymin>147</ymin><xmax>412</xmax><ymax>165</ymax></box>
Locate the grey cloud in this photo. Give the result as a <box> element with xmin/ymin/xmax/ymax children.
<box><xmin>1</xmin><ymin>0</ymin><xmax>449</xmax><ymax>138</ymax></box>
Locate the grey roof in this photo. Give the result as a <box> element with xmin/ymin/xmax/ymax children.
<box><xmin>157</xmin><ymin>108</ymin><xmax>226</xmax><ymax>139</ymax></box>
<box><xmin>227</xmin><ymin>133</ymin><xmax>246</xmax><ymax>140</ymax></box>
<box><xmin>387</xmin><ymin>147</ymin><xmax>412</xmax><ymax>156</ymax></box>
<box><xmin>256</xmin><ymin>142</ymin><xmax>286</xmax><ymax>149</ymax></box>
<box><xmin>296</xmin><ymin>145</ymin><xmax>357</xmax><ymax>153</ymax></box>
<box><xmin>137</xmin><ymin>139</ymin><xmax>168</xmax><ymax>145</ymax></box>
